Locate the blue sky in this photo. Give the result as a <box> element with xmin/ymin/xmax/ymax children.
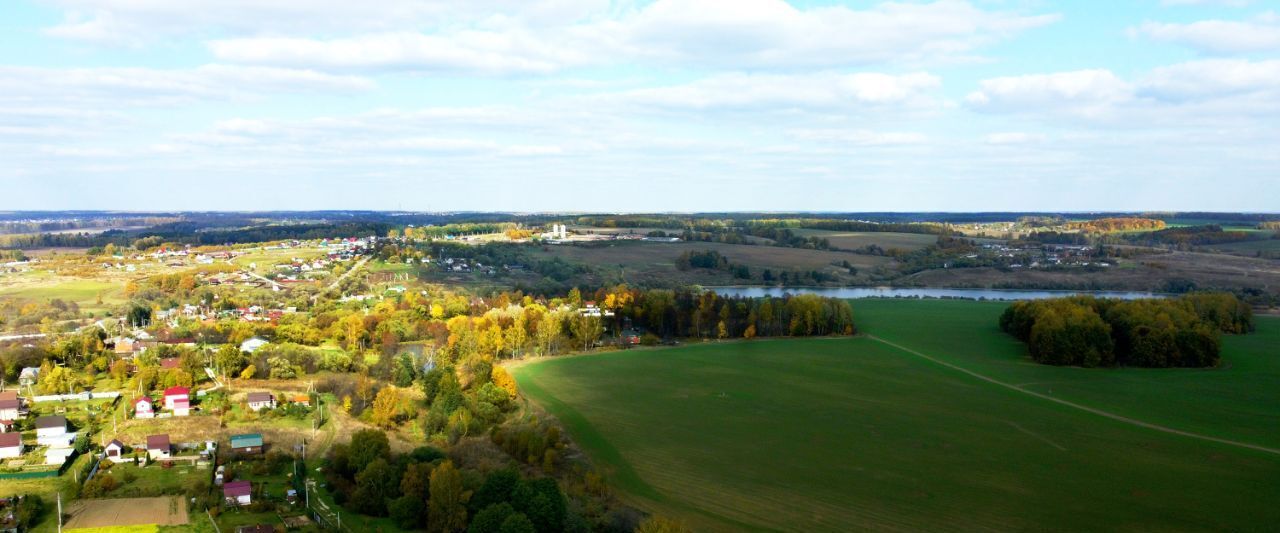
<box><xmin>2</xmin><ymin>0</ymin><xmax>1278</xmax><ymax>212</ymax></box>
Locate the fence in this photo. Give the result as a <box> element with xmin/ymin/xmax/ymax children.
<box><xmin>31</xmin><ymin>391</ymin><xmax>120</xmax><ymax>403</ymax></box>
<box><xmin>0</xmin><ymin>468</ymin><xmax>59</xmax><ymax>480</ymax></box>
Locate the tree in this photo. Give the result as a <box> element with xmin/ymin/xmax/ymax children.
<box><xmin>470</xmin><ymin>469</ymin><xmax>519</xmax><ymax>515</ymax></box>
<box><xmin>568</xmin><ymin>315</ymin><xmax>603</xmax><ymax>351</ymax></box>
<box><xmin>428</xmin><ymin>460</ymin><xmax>468</xmax><ymax>533</ymax></box>
<box><xmin>348</xmin><ymin>429</ymin><xmax>391</xmax><ymax>474</ymax></box>
<box><xmin>351</xmin><ymin>458</ymin><xmax>397</xmax><ymax>516</ymax></box>
<box><xmin>214</xmin><ymin>344</ymin><xmax>245</xmax><ymax>377</ymax></box>
<box><xmin>511</xmin><ymin>478</ymin><xmax>565</xmax><ymax>533</ymax></box>
<box><xmin>239</xmin><ymin>364</ymin><xmax>256</xmax><ymax>380</ymax></box>
<box><xmin>490</xmin><ymin>366</ymin><xmax>518</xmax><ymax>399</ymax></box>
<box><xmin>393</xmin><ymin>352</ymin><xmax>418</xmax><ymax>387</ymax></box>
<box><xmin>469</xmin><ymin>503</ymin><xmax>518</xmax><ymax>533</ymax></box>
<box><xmin>635</xmin><ymin>516</ymin><xmax>693</xmax><ymax>533</ymax></box>
<box><xmin>499</xmin><ymin>514</ymin><xmax>537</xmax><ymax>533</ymax></box>
<box><xmin>370</xmin><ymin>386</ymin><xmax>402</xmax><ymax>429</ymax></box>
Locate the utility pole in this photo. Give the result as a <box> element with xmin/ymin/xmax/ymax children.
<box><xmin>57</xmin><ymin>492</ymin><xmax>63</xmax><ymax>533</ymax></box>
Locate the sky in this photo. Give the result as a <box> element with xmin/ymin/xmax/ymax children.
<box><xmin>1</xmin><ymin>0</ymin><xmax>1278</xmax><ymax>212</ymax></box>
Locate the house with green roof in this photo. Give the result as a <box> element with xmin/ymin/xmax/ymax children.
<box><xmin>229</xmin><ymin>433</ymin><xmax>264</xmax><ymax>454</ymax></box>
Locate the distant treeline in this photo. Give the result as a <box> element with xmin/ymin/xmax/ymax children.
<box><xmin>999</xmin><ymin>293</ymin><xmax>1252</xmax><ymax>368</ymax></box>
<box><xmin>1121</xmin><ymin>225</ymin><xmax>1254</xmax><ymax>247</ymax></box>
<box><xmin>619</xmin><ymin>289</ymin><xmax>856</xmax><ymax>338</ymax></box>
<box><xmin>1065</xmin><ymin>217</ymin><xmax>1166</xmax><ymax>233</ymax></box>
<box><xmin>396</xmin><ymin>223</ymin><xmax>518</xmax><ymax>239</ymax></box>
<box><xmin>0</xmin><ymin>222</ymin><xmax>390</xmax><ymax>249</ymax></box>
<box><xmin>0</xmin><ymin>217</ymin><xmax>173</xmax><ymax>235</ymax></box>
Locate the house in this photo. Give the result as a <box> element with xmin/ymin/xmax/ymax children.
<box><xmin>0</xmin><ymin>420</ymin><xmax>12</xmax><ymax>433</ymax></box>
<box><xmin>170</xmin><ymin>396</ymin><xmax>191</xmax><ymax>417</ymax></box>
<box><xmin>159</xmin><ymin>358</ymin><xmax>180</xmax><ymax>371</ymax></box>
<box><xmin>223</xmin><ymin>480</ymin><xmax>252</xmax><ymax>506</ymax></box>
<box><xmin>246</xmin><ymin>392</ymin><xmax>275</xmax><ymax>411</ymax></box>
<box><xmin>134</xmin><ymin>397</ymin><xmax>155</xmax><ymax>419</ymax></box>
<box><xmin>240</xmin><ymin>337</ymin><xmax>269</xmax><ymax>354</ymax></box>
<box><xmin>163</xmin><ymin>387</ymin><xmax>189</xmax><ymax>410</ymax></box>
<box><xmin>0</xmin><ymin>390</ymin><xmax>17</xmax><ymax>403</ymax></box>
<box><xmin>18</xmin><ymin>367</ymin><xmax>39</xmax><ymax>387</ymax></box>
<box><xmin>229</xmin><ymin>433</ymin><xmax>263</xmax><ymax>455</ymax></box>
<box><xmin>146</xmin><ymin>434</ymin><xmax>171</xmax><ymax>460</ymax></box>
<box><xmin>114</xmin><ymin>337</ymin><xmax>139</xmax><ymax>355</ymax></box>
<box><xmin>35</xmin><ymin>416</ymin><xmax>74</xmax><ymax>447</ymax></box>
<box><xmin>291</xmin><ymin>395</ymin><xmax>310</xmax><ymax>407</ymax></box>
<box><xmin>0</xmin><ymin>433</ymin><xmax>20</xmax><ymax>459</ymax></box>
<box><xmin>0</xmin><ymin>399</ymin><xmax>18</xmax><ymax>422</ymax></box>
<box><xmin>44</xmin><ymin>446</ymin><xmax>74</xmax><ymax>466</ymax></box>
<box><xmin>105</xmin><ymin>439</ymin><xmax>126</xmax><ymax>462</ymax></box>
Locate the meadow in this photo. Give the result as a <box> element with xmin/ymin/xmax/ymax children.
<box><xmin>789</xmin><ymin>229</ymin><xmax>939</xmax><ymax>251</ymax></box>
<box><xmin>512</xmin><ymin>299</ymin><xmax>1280</xmax><ymax>531</ymax></box>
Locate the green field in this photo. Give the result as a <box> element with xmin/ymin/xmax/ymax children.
<box><xmin>512</xmin><ymin>299</ymin><xmax>1280</xmax><ymax>531</ymax></box>
<box><xmin>790</xmin><ymin>229</ymin><xmax>940</xmax><ymax>251</ymax></box>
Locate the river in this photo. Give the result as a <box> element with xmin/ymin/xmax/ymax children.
<box><xmin>707</xmin><ymin>286</ymin><xmax>1165</xmax><ymax>301</ymax></box>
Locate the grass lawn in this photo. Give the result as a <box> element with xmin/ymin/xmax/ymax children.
<box><xmin>97</xmin><ymin>462</ymin><xmax>209</xmax><ymax>498</ymax></box>
<box><xmin>852</xmin><ymin>299</ymin><xmax>1280</xmax><ymax>449</ymax></box>
<box><xmin>512</xmin><ymin>299</ymin><xmax>1280</xmax><ymax>531</ymax></box>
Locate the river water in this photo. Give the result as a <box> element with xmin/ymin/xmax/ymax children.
<box><xmin>708</xmin><ymin>286</ymin><xmax>1165</xmax><ymax>301</ymax></box>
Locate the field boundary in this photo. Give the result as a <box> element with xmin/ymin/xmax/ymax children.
<box><xmin>867</xmin><ymin>335</ymin><xmax>1280</xmax><ymax>457</ymax></box>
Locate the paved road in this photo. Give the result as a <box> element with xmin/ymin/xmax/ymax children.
<box><xmin>868</xmin><ymin>335</ymin><xmax>1280</xmax><ymax>457</ymax></box>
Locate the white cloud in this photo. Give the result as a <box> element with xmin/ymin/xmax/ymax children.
<box><xmin>983</xmin><ymin>132</ymin><xmax>1048</xmax><ymax>145</ymax></box>
<box><xmin>198</xmin><ymin>0</ymin><xmax>1055</xmax><ymax>74</ymax></box>
<box><xmin>0</xmin><ymin>65</ymin><xmax>374</xmax><ymax>107</ymax></box>
<box><xmin>965</xmin><ymin>59</ymin><xmax>1280</xmax><ymax>123</ymax></box>
<box><xmin>41</xmin><ymin>0</ymin><xmax>611</xmax><ymax>45</ymax></box>
<box><xmin>208</xmin><ymin>30</ymin><xmax>594</xmax><ymax>75</ymax></box>
<box><xmin>1160</xmin><ymin>0</ymin><xmax>1253</xmax><ymax>7</ymax></box>
<box><xmin>787</xmin><ymin>128</ymin><xmax>929</xmax><ymax>146</ymax></box>
<box><xmin>965</xmin><ymin>69</ymin><xmax>1132</xmax><ymax>116</ymax></box>
<box><xmin>613</xmin><ymin>72</ymin><xmax>941</xmax><ymax>110</ymax></box>
<box><xmin>1133</xmin><ymin>13</ymin><xmax>1280</xmax><ymax>53</ymax></box>
<box><xmin>1140</xmin><ymin>59</ymin><xmax>1280</xmax><ymax>100</ymax></box>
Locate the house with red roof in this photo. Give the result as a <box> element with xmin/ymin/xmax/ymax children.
<box><xmin>146</xmin><ymin>434</ymin><xmax>171</xmax><ymax>460</ymax></box>
<box><xmin>134</xmin><ymin>397</ymin><xmax>155</xmax><ymax>419</ymax></box>
<box><xmin>0</xmin><ymin>433</ymin><xmax>20</xmax><ymax>459</ymax></box>
<box><xmin>163</xmin><ymin>387</ymin><xmax>189</xmax><ymax>410</ymax></box>
<box><xmin>223</xmin><ymin>480</ymin><xmax>252</xmax><ymax>505</ymax></box>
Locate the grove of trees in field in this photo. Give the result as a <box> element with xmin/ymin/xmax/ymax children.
<box><xmin>999</xmin><ymin>293</ymin><xmax>1252</xmax><ymax>368</ymax></box>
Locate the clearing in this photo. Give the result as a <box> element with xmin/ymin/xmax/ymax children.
<box><xmin>512</xmin><ymin>299</ymin><xmax>1280</xmax><ymax>531</ymax></box>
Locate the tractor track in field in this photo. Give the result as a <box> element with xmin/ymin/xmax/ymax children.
<box><xmin>867</xmin><ymin>335</ymin><xmax>1280</xmax><ymax>457</ymax></box>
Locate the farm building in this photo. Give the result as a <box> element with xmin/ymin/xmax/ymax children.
<box><xmin>223</xmin><ymin>480</ymin><xmax>252</xmax><ymax>506</ymax></box>
<box><xmin>45</xmin><ymin>446</ymin><xmax>74</xmax><ymax>466</ymax></box>
<box><xmin>292</xmin><ymin>394</ymin><xmax>310</xmax><ymax>407</ymax></box>
<box><xmin>246</xmin><ymin>392</ymin><xmax>275</xmax><ymax>411</ymax></box>
<box><xmin>134</xmin><ymin>397</ymin><xmax>155</xmax><ymax>418</ymax></box>
<box><xmin>35</xmin><ymin>416</ymin><xmax>74</xmax><ymax>447</ymax></box>
<box><xmin>0</xmin><ymin>399</ymin><xmax>19</xmax><ymax>421</ymax></box>
<box><xmin>146</xmin><ymin>434</ymin><xmax>171</xmax><ymax>460</ymax></box>
<box><xmin>0</xmin><ymin>433</ymin><xmax>20</xmax><ymax>459</ymax></box>
<box><xmin>105</xmin><ymin>439</ymin><xmax>126</xmax><ymax>462</ymax></box>
<box><xmin>171</xmin><ymin>397</ymin><xmax>191</xmax><ymax>417</ymax></box>
<box><xmin>163</xmin><ymin>387</ymin><xmax>190</xmax><ymax>410</ymax></box>
<box><xmin>229</xmin><ymin>433</ymin><xmax>263</xmax><ymax>454</ymax></box>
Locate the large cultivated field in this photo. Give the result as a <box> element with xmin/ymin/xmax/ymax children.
<box><xmin>512</xmin><ymin>300</ymin><xmax>1280</xmax><ymax>531</ymax></box>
